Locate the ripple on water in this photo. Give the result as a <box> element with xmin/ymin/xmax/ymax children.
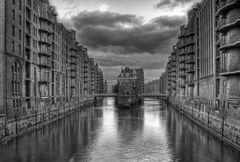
<box><xmin>0</xmin><ymin>98</ymin><xmax>240</xmax><ymax>162</ymax></box>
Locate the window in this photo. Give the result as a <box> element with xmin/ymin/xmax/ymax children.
<box><xmin>12</xmin><ymin>9</ymin><xmax>15</xmax><ymax>20</ymax></box>
<box><xmin>12</xmin><ymin>41</ymin><xmax>15</xmax><ymax>52</ymax></box>
<box><xmin>33</xmin><ymin>39</ymin><xmax>37</xmax><ymax>49</ymax></box>
<box><xmin>19</xmin><ymin>29</ymin><xmax>21</xmax><ymax>40</ymax></box>
<box><xmin>12</xmin><ymin>25</ymin><xmax>15</xmax><ymax>37</ymax></box>
<box><xmin>12</xmin><ymin>61</ymin><xmax>21</xmax><ymax>108</ymax></box>
<box><xmin>19</xmin><ymin>15</ymin><xmax>22</xmax><ymax>25</ymax></box>
<box><xmin>19</xmin><ymin>44</ymin><xmax>21</xmax><ymax>55</ymax></box>
<box><xmin>19</xmin><ymin>0</ymin><xmax>22</xmax><ymax>10</ymax></box>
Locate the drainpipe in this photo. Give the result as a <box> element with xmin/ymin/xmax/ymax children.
<box><xmin>4</xmin><ymin>0</ymin><xmax>8</xmax><ymax>136</ymax></box>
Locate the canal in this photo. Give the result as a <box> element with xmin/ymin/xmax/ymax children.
<box><xmin>0</xmin><ymin>98</ymin><xmax>240</xmax><ymax>162</ymax></box>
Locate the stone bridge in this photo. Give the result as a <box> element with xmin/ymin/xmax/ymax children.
<box><xmin>94</xmin><ymin>93</ymin><xmax>167</xmax><ymax>99</ymax></box>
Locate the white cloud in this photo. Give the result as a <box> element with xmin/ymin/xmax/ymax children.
<box><xmin>99</xmin><ymin>4</ymin><xmax>110</xmax><ymax>12</ymax></box>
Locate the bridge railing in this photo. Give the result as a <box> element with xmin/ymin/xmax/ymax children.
<box><xmin>93</xmin><ymin>93</ymin><xmax>167</xmax><ymax>99</ymax></box>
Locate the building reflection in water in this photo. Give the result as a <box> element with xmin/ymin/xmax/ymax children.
<box><xmin>0</xmin><ymin>98</ymin><xmax>240</xmax><ymax>162</ymax></box>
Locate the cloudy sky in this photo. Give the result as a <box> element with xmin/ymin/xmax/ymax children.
<box><xmin>49</xmin><ymin>0</ymin><xmax>200</xmax><ymax>84</ymax></box>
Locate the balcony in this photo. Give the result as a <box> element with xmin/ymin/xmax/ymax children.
<box><xmin>185</xmin><ymin>49</ymin><xmax>195</xmax><ymax>54</ymax></box>
<box><xmin>70</xmin><ymin>68</ymin><xmax>77</xmax><ymax>72</ymax></box>
<box><xmin>186</xmin><ymin>57</ymin><xmax>195</xmax><ymax>64</ymax></box>
<box><xmin>70</xmin><ymin>72</ymin><xmax>77</xmax><ymax>78</ymax></box>
<box><xmin>185</xmin><ymin>40</ymin><xmax>195</xmax><ymax>46</ymax></box>
<box><xmin>39</xmin><ymin>12</ymin><xmax>52</xmax><ymax>23</ymax></box>
<box><xmin>26</xmin><ymin>35</ymin><xmax>31</xmax><ymax>48</ymax></box>
<box><xmin>186</xmin><ymin>79</ymin><xmax>194</xmax><ymax>86</ymax></box>
<box><xmin>220</xmin><ymin>37</ymin><xmax>240</xmax><ymax>51</ymax></box>
<box><xmin>180</xmin><ymin>82</ymin><xmax>186</xmax><ymax>88</ymax></box>
<box><xmin>216</xmin><ymin>51</ymin><xmax>221</xmax><ymax>58</ymax></box>
<box><xmin>26</xmin><ymin>8</ymin><xmax>31</xmax><ymax>21</ymax></box>
<box><xmin>70</xmin><ymin>65</ymin><xmax>77</xmax><ymax>71</ymax></box>
<box><xmin>70</xmin><ymin>61</ymin><xmax>77</xmax><ymax>65</ymax></box>
<box><xmin>219</xmin><ymin>17</ymin><xmax>240</xmax><ymax>32</ymax></box>
<box><xmin>25</xmin><ymin>51</ymin><xmax>31</xmax><ymax>62</ymax></box>
<box><xmin>179</xmin><ymin>50</ymin><xmax>185</xmax><ymax>56</ymax></box>
<box><xmin>216</xmin><ymin>68</ymin><xmax>221</xmax><ymax>76</ymax></box>
<box><xmin>70</xmin><ymin>54</ymin><xmax>77</xmax><ymax>58</ymax></box>
<box><xmin>216</xmin><ymin>38</ymin><xmax>221</xmax><ymax>45</ymax></box>
<box><xmin>179</xmin><ymin>58</ymin><xmax>185</xmax><ymax>63</ymax></box>
<box><xmin>186</xmin><ymin>66</ymin><xmax>195</xmax><ymax>73</ymax></box>
<box><xmin>25</xmin><ymin>72</ymin><xmax>31</xmax><ymax>80</ymax></box>
<box><xmin>70</xmin><ymin>57</ymin><xmax>76</xmax><ymax>62</ymax></box>
<box><xmin>220</xmin><ymin>68</ymin><xmax>240</xmax><ymax>76</ymax></box>
<box><xmin>216</xmin><ymin>0</ymin><xmax>240</xmax><ymax>15</ymax></box>
<box><xmin>27</xmin><ymin>0</ymin><xmax>32</xmax><ymax>7</ymax></box>
<box><xmin>172</xmin><ymin>68</ymin><xmax>176</xmax><ymax>72</ymax></box>
<box><xmin>179</xmin><ymin>65</ymin><xmax>186</xmax><ymax>70</ymax></box>
<box><xmin>178</xmin><ymin>27</ymin><xmax>188</xmax><ymax>39</ymax></box>
<box><xmin>172</xmin><ymin>84</ymin><xmax>177</xmax><ymax>90</ymax></box>
<box><xmin>39</xmin><ymin>49</ymin><xmax>51</xmax><ymax>56</ymax></box>
<box><xmin>39</xmin><ymin>24</ymin><xmax>52</xmax><ymax>34</ymax></box>
<box><xmin>179</xmin><ymin>40</ymin><xmax>195</xmax><ymax>48</ymax></box>
<box><xmin>39</xmin><ymin>77</ymin><xmax>50</xmax><ymax>83</ymax></box>
<box><xmin>171</xmin><ymin>59</ymin><xmax>177</xmax><ymax>63</ymax></box>
<box><xmin>39</xmin><ymin>37</ymin><xmax>52</xmax><ymax>46</ymax></box>
<box><xmin>26</xmin><ymin>22</ymin><xmax>31</xmax><ymax>36</ymax></box>
<box><xmin>172</xmin><ymin>79</ymin><xmax>177</xmax><ymax>83</ymax></box>
<box><xmin>70</xmin><ymin>47</ymin><xmax>77</xmax><ymax>51</ymax></box>
<box><xmin>39</xmin><ymin>60</ymin><xmax>51</xmax><ymax>68</ymax></box>
<box><xmin>179</xmin><ymin>73</ymin><xmax>186</xmax><ymax>78</ymax></box>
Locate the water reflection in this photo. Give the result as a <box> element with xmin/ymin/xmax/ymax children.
<box><xmin>0</xmin><ymin>98</ymin><xmax>240</xmax><ymax>162</ymax></box>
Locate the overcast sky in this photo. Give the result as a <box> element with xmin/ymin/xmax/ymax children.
<box><xmin>49</xmin><ymin>0</ymin><xmax>201</xmax><ymax>84</ymax></box>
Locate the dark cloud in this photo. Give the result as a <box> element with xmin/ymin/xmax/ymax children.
<box><xmin>154</xmin><ymin>0</ymin><xmax>201</xmax><ymax>9</ymax></box>
<box><xmin>71</xmin><ymin>11</ymin><xmax>185</xmax><ymax>55</ymax></box>
<box><xmin>73</xmin><ymin>11</ymin><xmax>143</xmax><ymax>29</ymax></box>
<box><xmin>95</xmin><ymin>54</ymin><xmax>168</xmax><ymax>70</ymax></box>
<box><xmin>152</xmin><ymin>16</ymin><xmax>187</xmax><ymax>28</ymax></box>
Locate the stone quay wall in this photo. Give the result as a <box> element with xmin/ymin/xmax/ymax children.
<box><xmin>168</xmin><ymin>97</ymin><xmax>240</xmax><ymax>151</ymax></box>
<box><xmin>0</xmin><ymin>98</ymin><xmax>96</xmax><ymax>143</ymax></box>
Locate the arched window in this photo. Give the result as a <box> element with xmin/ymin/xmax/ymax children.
<box><xmin>12</xmin><ymin>61</ymin><xmax>21</xmax><ymax>108</ymax></box>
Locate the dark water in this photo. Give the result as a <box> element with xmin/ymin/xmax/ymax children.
<box><xmin>0</xmin><ymin>98</ymin><xmax>240</xmax><ymax>162</ymax></box>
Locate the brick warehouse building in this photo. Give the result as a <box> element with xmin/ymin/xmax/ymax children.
<box><xmin>0</xmin><ymin>0</ymin><xmax>104</xmax><ymax>138</ymax></box>
<box><xmin>144</xmin><ymin>79</ymin><xmax>160</xmax><ymax>94</ymax></box>
<box><xmin>166</xmin><ymin>0</ymin><xmax>240</xmax><ymax>148</ymax></box>
<box><xmin>159</xmin><ymin>72</ymin><xmax>166</xmax><ymax>95</ymax></box>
